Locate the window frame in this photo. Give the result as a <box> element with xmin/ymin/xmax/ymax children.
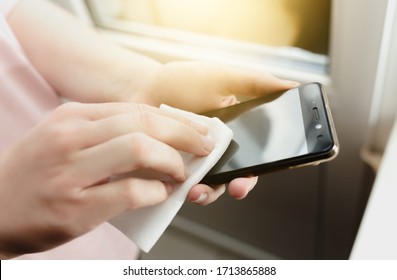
<box><xmin>83</xmin><ymin>0</ymin><xmax>331</xmax><ymax>84</ymax></box>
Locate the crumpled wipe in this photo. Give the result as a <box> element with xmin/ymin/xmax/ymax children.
<box><xmin>109</xmin><ymin>104</ymin><xmax>233</xmax><ymax>252</ymax></box>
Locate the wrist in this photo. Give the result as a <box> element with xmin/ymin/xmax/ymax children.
<box><xmin>108</xmin><ymin>57</ymin><xmax>162</xmax><ymax>105</ymax></box>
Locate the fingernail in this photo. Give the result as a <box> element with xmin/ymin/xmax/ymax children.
<box><xmin>221</xmin><ymin>95</ymin><xmax>238</xmax><ymax>107</ymax></box>
<box><xmin>192</xmin><ymin>193</ymin><xmax>209</xmax><ymax>204</ymax></box>
<box><xmin>285</xmin><ymin>80</ymin><xmax>301</xmax><ymax>87</ymax></box>
<box><xmin>202</xmin><ymin>135</ymin><xmax>215</xmax><ymax>152</ymax></box>
<box><xmin>249</xmin><ymin>176</ymin><xmax>259</xmax><ymax>189</ymax></box>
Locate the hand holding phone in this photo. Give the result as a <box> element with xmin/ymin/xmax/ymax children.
<box><xmin>201</xmin><ymin>82</ymin><xmax>339</xmax><ymax>185</ymax></box>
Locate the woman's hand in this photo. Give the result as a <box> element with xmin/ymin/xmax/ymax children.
<box><xmin>129</xmin><ymin>61</ymin><xmax>300</xmax><ymax>113</ymax></box>
<box><xmin>126</xmin><ymin>61</ymin><xmax>299</xmax><ymax>204</ymax></box>
<box><xmin>0</xmin><ymin>102</ymin><xmax>214</xmax><ymax>258</ymax></box>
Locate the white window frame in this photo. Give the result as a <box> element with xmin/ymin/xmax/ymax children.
<box><xmin>83</xmin><ymin>0</ymin><xmax>331</xmax><ymax>84</ymax></box>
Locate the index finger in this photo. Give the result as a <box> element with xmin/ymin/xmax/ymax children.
<box><xmin>226</xmin><ymin>68</ymin><xmax>300</xmax><ymax>97</ymax></box>
<box><xmin>59</xmin><ymin>102</ymin><xmax>209</xmax><ymax>134</ymax></box>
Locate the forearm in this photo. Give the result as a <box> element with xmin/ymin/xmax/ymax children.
<box><xmin>7</xmin><ymin>0</ymin><xmax>298</xmax><ymax>112</ymax></box>
<box><xmin>8</xmin><ymin>0</ymin><xmax>160</xmax><ymax>103</ymax></box>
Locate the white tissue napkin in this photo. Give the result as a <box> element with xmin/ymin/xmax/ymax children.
<box><xmin>109</xmin><ymin>104</ymin><xmax>233</xmax><ymax>252</ymax></box>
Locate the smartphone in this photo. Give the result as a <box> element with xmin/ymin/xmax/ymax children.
<box><xmin>201</xmin><ymin>82</ymin><xmax>339</xmax><ymax>185</ymax></box>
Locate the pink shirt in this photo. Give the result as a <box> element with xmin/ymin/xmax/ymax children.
<box><xmin>0</xmin><ymin>0</ymin><xmax>139</xmax><ymax>259</ymax></box>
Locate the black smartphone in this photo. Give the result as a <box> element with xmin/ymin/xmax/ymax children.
<box><xmin>201</xmin><ymin>82</ymin><xmax>339</xmax><ymax>185</ymax></box>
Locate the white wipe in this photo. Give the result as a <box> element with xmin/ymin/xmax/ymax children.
<box><xmin>109</xmin><ymin>104</ymin><xmax>233</xmax><ymax>252</ymax></box>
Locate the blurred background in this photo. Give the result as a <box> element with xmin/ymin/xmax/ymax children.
<box><xmin>52</xmin><ymin>0</ymin><xmax>396</xmax><ymax>259</ymax></box>
<box><xmin>90</xmin><ymin>0</ymin><xmax>330</xmax><ymax>54</ymax></box>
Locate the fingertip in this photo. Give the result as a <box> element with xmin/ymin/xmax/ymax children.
<box><xmin>256</xmin><ymin>76</ymin><xmax>301</xmax><ymax>97</ymax></box>
<box><xmin>187</xmin><ymin>184</ymin><xmax>207</xmax><ymax>203</ymax></box>
<box><xmin>228</xmin><ymin>177</ymin><xmax>258</xmax><ymax>200</ymax></box>
<box><xmin>282</xmin><ymin>80</ymin><xmax>301</xmax><ymax>88</ymax></box>
<box><xmin>188</xmin><ymin>184</ymin><xmax>226</xmax><ymax>206</ymax></box>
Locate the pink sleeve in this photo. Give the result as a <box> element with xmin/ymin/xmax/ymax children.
<box><xmin>0</xmin><ymin>0</ymin><xmax>20</xmax><ymax>17</ymax></box>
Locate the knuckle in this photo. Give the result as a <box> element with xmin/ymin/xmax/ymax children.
<box><xmin>46</xmin><ymin>123</ymin><xmax>83</xmax><ymax>153</ymax></box>
<box><xmin>121</xmin><ymin>182</ymin><xmax>142</xmax><ymax>210</ymax></box>
<box><xmin>125</xmin><ymin>133</ymin><xmax>186</xmax><ymax>180</ymax></box>
<box><xmin>51</xmin><ymin>102</ymin><xmax>83</xmax><ymax>120</ymax></box>
<box><xmin>122</xmin><ymin>179</ymin><xmax>167</xmax><ymax>210</ymax></box>
<box><xmin>41</xmin><ymin>103</ymin><xmax>90</xmax><ymax>154</ymax></box>
<box><xmin>138</xmin><ymin>132</ymin><xmax>181</xmax><ymax>162</ymax></box>
<box><xmin>135</xmin><ymin>104</ymin><xmax>156</xmax><ymax>128</ymax></box>
<box><xmin>179</xmin><ymin>126</ymin><xmax>209</xmax><ymax>155</ymax></box>
<box><xmin>46</xmin><ymin>194</ymin><xmax>86</xmax><ymax>239</ymax></box>
<box><xmin>127</xmin><ymin>133</ymin><xmax>152</xmax><ymax>168</ymax></box>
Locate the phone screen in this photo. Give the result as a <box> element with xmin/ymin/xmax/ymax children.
<box><xmin>203</xmin><ymin>83</ymin><xmax>337</xmax><ymax>184</ymax></box>
<box><xmin>230</xmin><ymin>88</ymin><xmax>307</xmax><ymax>167</ymax></box>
